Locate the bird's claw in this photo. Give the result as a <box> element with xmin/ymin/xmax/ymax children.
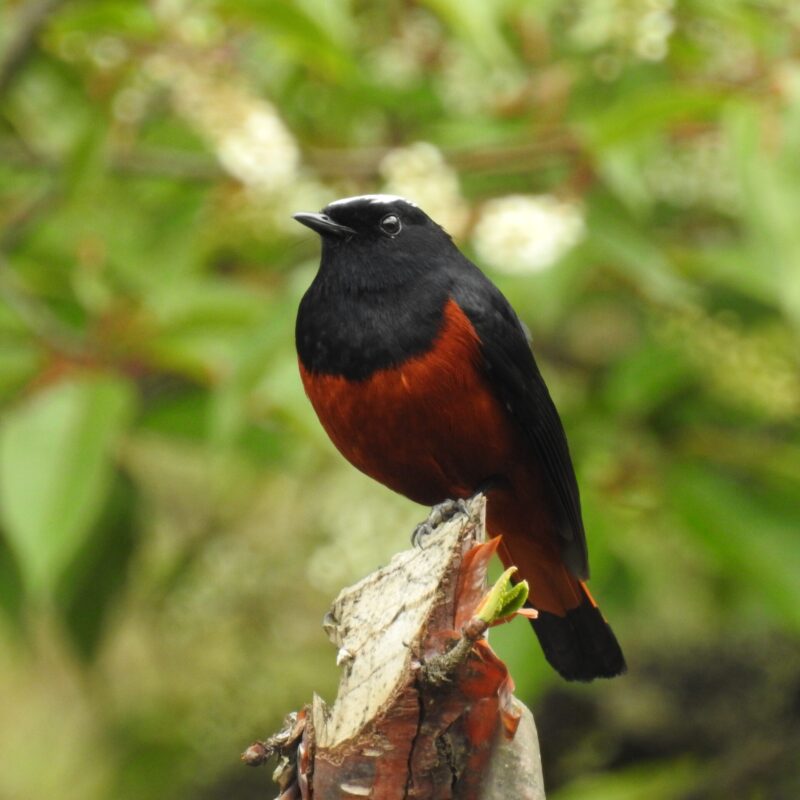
<box><xmin>411</xmin><ymin>498</ymin><xmax>471</xmax><ymax>548</ymax></box>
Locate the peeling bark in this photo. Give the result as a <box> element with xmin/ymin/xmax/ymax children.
<box><xmin>245</xmin><ymin>495</ymin><xmax>545</xmax><ymax>799</ymax></box>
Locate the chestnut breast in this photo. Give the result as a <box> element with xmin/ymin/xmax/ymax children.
<box><xmin>299</xmin><ymin>299</ymin><xmax>522</xmax><ymax>505</ymax></box>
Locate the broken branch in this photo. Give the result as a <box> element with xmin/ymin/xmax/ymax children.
<box><xmin>245</xmin><ymin>495</ymin><xmax>545</xmax><ymax>799</ymax></box>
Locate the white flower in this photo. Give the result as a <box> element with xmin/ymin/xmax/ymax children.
<box><xmin>216</xmin><ymin>107</ymin><xmax>300</xmax><ymax>189</ymax></box>
<box><xmin>379</xmin><ymin>142</ymin><xmax>469</xmax><ymax>237</ymax></box>
<box><xmin>570</xmin><ymin>0</ymin><xmax>676</xmax><ymax>64</ymax></box>
<box><xmin>472</xmin><ymin>195</ymin><xmax>585</xmax><ymax>274</ymax></box>
<box><xmin>149</xmin><ymin>53</ymin><xmax>300</xmax><ymax>192</ymax></box>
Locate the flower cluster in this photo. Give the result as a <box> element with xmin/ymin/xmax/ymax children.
<box><xmin>380</xmin><ymin>142</ymin><xmax>469</xmax><ymax>237</ymax></box>
<box><xmin>571</xmin><ymin>0</ymin><xmax>676</xmax><ymax>64</ymax></box>
<box><xmin>472</xmin><ymin>194</ymin><xmax>585</xmax><ymax>274</ymax></box>
<box><xmin>145</xmin><ymin>52</ymin><xmax>300</xmax><ymax>192</ymax></box>
<box><xmin>644</xmin><ymin>134</ymin><xmax>740</xmax><ymax>213</ymax></box>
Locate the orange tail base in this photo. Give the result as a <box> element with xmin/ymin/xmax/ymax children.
<box><xmin>497</xmin><ymin>537</ymin><xmax>626</xmax><ymax>682</ymax></box>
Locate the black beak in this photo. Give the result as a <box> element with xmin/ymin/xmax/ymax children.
<box><xmin>293</xmin><ymin>212</ymin><xmax>357</xmax><ymax>238</ymax></box>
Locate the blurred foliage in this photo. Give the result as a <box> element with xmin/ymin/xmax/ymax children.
<box><xmin>0</xmin><ymin>0</ymin><xmax>799</xmax><ymax>798</ymax></box>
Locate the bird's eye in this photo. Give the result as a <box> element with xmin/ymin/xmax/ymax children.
<box><xmin>379</xmin><ymin>214</ymin><xmax>402</xmax><ymax>236</ymax></box>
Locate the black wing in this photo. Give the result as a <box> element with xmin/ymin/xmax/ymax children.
<box><xmin>452</xmin><ymin>266</ymin><xmax>589</xmax><ymax>579</ymax></box>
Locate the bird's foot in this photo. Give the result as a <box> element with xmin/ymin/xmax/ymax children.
<box><xmin>411</xmin><ymin>498</ymin><xmax>471</xmax><ymax>548</ymax></box>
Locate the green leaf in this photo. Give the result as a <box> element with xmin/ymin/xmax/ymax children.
<box><xmin>580</xmin><ymin>85</ymin><xmax>724</xmax><ymax>151</ymax></box>
<box><xmin>475</xmin><ymin>567</ymin><xmax>529</xmax><ymax>624</ymax></box>
<box><xmin>595</xmin><ymin>146</ymin><xmax>654</xmax><ymax>214</ymax></box>
<box><xmin>602</xmin><ymin>340</ymin><xmax>691</xmax><ymax>416</ymax></box>
<box><xmin>495</xmin><ymin>580</ymin><xmax>529</xmax><ymax>620</ymax></box>
<box><xmin>219</xmin><ymin>0</ymin><xmax>357</xmax><ymax>79</ymax></box>
<box><xmin>57</xmin><ymin>471</ymin><xmax>139</xmax><ymax>660</ymax></box>
<box><xmin>0</xmin><ymin>341</ymin><xmax>43</xmax><ymax>400</ymax></box>
<box><xmin>553</xmin><ymin>758</ymin><xmax>700</xmax><ymax>800</ymax></box>
<box><xmin>669</xmin><ymin>464</ymin><xmax>800</xmax><ymax>631</ymax></box>
<box><xmin>587</xmin><ymin>193</ymin><xmax>694</xmax><ymax>305</ymax></box>
<box><xmin>0</xmin><ymin>530</ymin><xmax>24</xmax><ymax>633</ymax></box>
<box><xmin>419</xmin><ymin>0</ymin><xmax>513</xmax><ymax>64</ymax></box>
<box><xmin>725</xmin><ymin>102</ymin><xmax>800</xmax><ymax>325</ymax></box>
<box><xmin>142</xmin><ymin>279</ymin><xmax>274</xmax><ymax>380</ymax></box>
<box><xmin>0</xmin><ymin>376</ymin><xmax>135</xmax><ymax>598</ymax></box>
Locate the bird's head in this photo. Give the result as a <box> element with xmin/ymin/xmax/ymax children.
<box><xmin>293</xmin><ymin>195</ymin><xmax>455</xmax><ymax>291</ymax></box>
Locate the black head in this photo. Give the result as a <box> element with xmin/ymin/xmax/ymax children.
<box><xmin>293</xmin><ymin>195</ymin><xmax>457</xmax><ymax>292</ymax></box>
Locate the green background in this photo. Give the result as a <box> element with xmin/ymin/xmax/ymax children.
<box><xmin>1</xmin><ymin>1</ymin><xmax>798</xmax><ymax>797</ymax></box>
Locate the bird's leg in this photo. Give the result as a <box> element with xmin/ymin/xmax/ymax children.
<box><xmin>411</xmin><ymin>498</ymin><xmax>471</xmax><ymax>548</ymax></box>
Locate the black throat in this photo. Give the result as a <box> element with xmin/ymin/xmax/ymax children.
<box><xmin>296</xmin><ymin>272</ymin><xmax>451</xmax><ymax>381</ymax></box>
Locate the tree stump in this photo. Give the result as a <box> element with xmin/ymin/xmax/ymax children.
<box><xmin>244</xmin><ymin>495</ymin><xmax>546</xmax><ymax>799</ymax></box>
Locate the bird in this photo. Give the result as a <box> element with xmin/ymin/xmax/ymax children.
<box><xmin>293</xmin><ymin>194</ymin><xmax>626</xmax><ymax>681</ymax></box>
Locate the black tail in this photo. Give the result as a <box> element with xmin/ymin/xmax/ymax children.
<box><xmin>531</xmin><ymin>586</ymin><xmax>626</xmax><ymax>681</ymax></box>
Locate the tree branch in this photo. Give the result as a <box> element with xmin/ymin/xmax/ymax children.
<box><xmin>245</xmin><ymin>495</ymin><xmax>546</xmax><ymax>799</ymax></box>
<box><xmin>0</xmin><ymin>137</ymin><xmax>579</xmax><ymax>183</ymax></box>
